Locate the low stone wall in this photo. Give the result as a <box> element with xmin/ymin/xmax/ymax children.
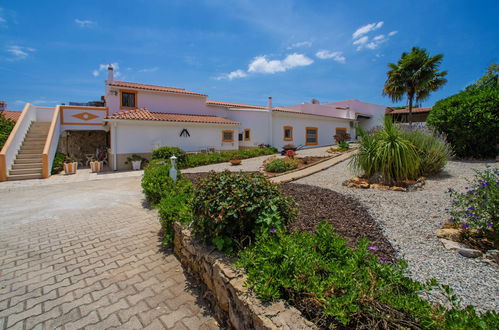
<box><xmin>173</xmin><ymin>223</ymin><xmax>316</xmax><ymax>329</ymax></box>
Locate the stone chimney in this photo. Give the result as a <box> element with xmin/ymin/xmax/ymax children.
<box><xmin>107</xmin><ymin>64</ymin><xmax>114</xmax><ymax>83</ymax></box>
<box><xmin>311</xmin><ymin>98</ymin><xmax>320</xmax><ymax>105</ymax></box>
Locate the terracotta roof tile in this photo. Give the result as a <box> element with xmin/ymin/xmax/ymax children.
<box><xmin>108</xmin><ymin>81</ymin><xmax>207</xmax><ymax>97</ymax></box>
<box><xmin>0</xmin><ymin>110</ymin><xmax>21</xmax><ymax>122</ymax></box>
<box><xmin>387</xmin><ymin>107</ymin><xmax>432</xmax><ymax>114</ymax></box>
<box><xmin>105</xmin><ymin>108</ymin><xmax>239</xmax><ymax>125</ymax></box>
<box><xmin>206</xmin><ymin>100</ymin><xmax>299</xmax><ymax>113</ymax></box>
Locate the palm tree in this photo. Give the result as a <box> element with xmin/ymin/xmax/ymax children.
<box><xmin>383</xmin><ymin>47</ymin><xmax>447</xmax><ymax>127</ymax></box>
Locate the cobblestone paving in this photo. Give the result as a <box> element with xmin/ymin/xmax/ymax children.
<box><xmin>0</xmin><ymin>177</ymin><xmax>219</xmax><ymax>329</ymax></box>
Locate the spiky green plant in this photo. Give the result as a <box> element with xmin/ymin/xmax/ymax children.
<box><xmin>350</xmin><ymin>117</ymin><xmax>420</xmax><ymax>184</ymax></box>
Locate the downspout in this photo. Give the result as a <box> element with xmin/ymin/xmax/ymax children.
<box><xmin>112</xmin><ymin>122</ymin><xmax>118</xmax><ymax>171</ymax></box>
<box><xmin>267</xmin><ymin>96</ymin><xmax>273</xmax><ymax>146</ymax></box>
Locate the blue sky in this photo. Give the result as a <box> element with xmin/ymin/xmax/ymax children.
<box><xmin>1</xmin><ymin>0</ymin><xmax>498</xmax><ymax>110</ymax></box>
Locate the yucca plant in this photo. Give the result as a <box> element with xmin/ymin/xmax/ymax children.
<box><xmin>350</xmin><ymin>116</ymin><xmax>420</xmax><ymax>184</ymax></box>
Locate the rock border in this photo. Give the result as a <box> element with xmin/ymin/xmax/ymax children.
<box><xmin>172</xmin><ymin>223</ymin><xmax>316</xmax><ymax>329</ymax></box>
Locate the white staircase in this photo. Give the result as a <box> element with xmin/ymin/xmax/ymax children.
<box><xmin>8</xmin><ymin>122</ymin><xmax>50</xmax><ymax>180</ymax></box>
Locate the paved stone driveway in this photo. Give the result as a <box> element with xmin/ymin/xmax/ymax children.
<box><xmin>0</xmin><ymin>177</ymin><xmax>219</xmax><ymax>329</ymax></box>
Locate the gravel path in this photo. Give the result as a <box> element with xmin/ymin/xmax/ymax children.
<box><xmin>296</xmin><ymin>160</ymin><xmax>498</xmax><ymax>312</ymax></box>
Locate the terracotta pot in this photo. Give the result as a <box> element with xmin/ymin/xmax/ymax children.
<box><xmin>230</xmin><ymin>159</ymin><xmax>242</xmax><ymax>165</ymax></box>
<box><xmin>64</xmin><ymin>162</ymin><xmax>78</xmax><ymax>175</ymax></box>
<box><xmin>131</xmin><ymin>160</ymin><xmax>142</xmax><ymax>170</ymax></box>
<box><xmin>90</xmin><ymin>161</ymin><xmax>103</xmax><ymax>173</ymax></box>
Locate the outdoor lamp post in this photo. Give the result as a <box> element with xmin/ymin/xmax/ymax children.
<box><xmin>169</xmin><ymin>155</ymin><xmax>177</xmax><ymax>182</ymax></box>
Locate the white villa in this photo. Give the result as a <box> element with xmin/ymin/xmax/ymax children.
<box><xmin>0</xmin><ymin>65</ymin><xmax>387</xmax><ymax>181</ymax></box>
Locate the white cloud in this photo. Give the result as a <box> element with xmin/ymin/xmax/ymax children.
<box><xmin>93</xmin><ymin>62</ymin><xmax>120</xmax><ymax>77</ymax></box>
<box><xmin>138</xmin><ymin>67</ymin><xmax>159</xmax><ymax>73</ymax></box>
<box><xmin>6</xmin><ymin>45</ymin><xmax>35</xmax><ymax>60</ymax></box>
<box><xmin>287</xmin><ymin>41</ymin><xmax>312</xmax><ymax>49</ymax></box>
<box><xmin>248</xmin><ymin>53</ymin><xmax>313</xmax><ymax>74</ymax></box>
<box><xmin>388</xmin><ymin>30</ymin><xmax>398</xmax><ymax>36</ymax></box>
<box><xmin>352</xmin><ymin>21</ymin><xmax>383</xmax><ymax>39</ymax></box>
<box><xmin>365</xmin><ymin>34</ymin><xmax>388</xmax><ymax>50</ymax></box>
<box><xmin>0</xmin><ymin>8</ymin><xmax>6</xmax><ymax>27</ymax></box>
<box><xmin>215</xmin><ymin>69</ymin><xmax>248</xmax><ymax>80</ymax></box>
<box><xmin>75</xmin><ymin>19</ymin><xmax>96</xmax><ymax>27</ymax></box>
<box><xmin>373</xmin><ymin>34</ymin><xmax>385</xmax><ymax>41</ymax></box>
<box><xmin>315</xmin><ymin>50</ymin><xmax>346</xmax><ymax>63</ymax></box>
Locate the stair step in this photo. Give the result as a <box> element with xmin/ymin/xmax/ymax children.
<box><xmin>14</xmin><ymin>158</ymin><xmax>44</xmax><ymax>164</ymax></box>
<box><xmin>22</xmin><ymin>141</ymin><xmax>46</xmax><ymax>146</ymax></box>
<box><xmin>16</xmin><ymin>154</ymin><xmax>43</xmax><ymax>160</ymax></box>
<box><xmin>20</xmin><ymin>145</ymin><xmax>45</xmax><ymax>150</ymax></box>
<box><xmin>25</xmin><ymin>134</ymin><xmax>48</xmax><ymax>139</ymax></box>
<box><xmin>12</xmin><ymin>163</ymin><xmax>43</xmax><ymax>170</ymax></box>
<box><xmin>10</xmin><ymin>168</ymin><xmax>42</xmax><ymax>176</ymax></box>
<box><xmin>7</xmin><ymin>173</ymin><xmax>43</xmax><ymax>181</ymax></box>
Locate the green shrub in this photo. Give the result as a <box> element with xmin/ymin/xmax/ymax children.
<box><xmin>238</xmin><ymin>221</ymin><xmax>499</xmax><ymax>328</ymax></box>
<box><xmin>402</xmin><ymin>130</ymin><xmax>451</xmax><ymax>176</ymax></box>
<box><xmin>182</xmin><ymin>147</ymin><xmax>276</xmax><ymax>169</ymax></box>
<box><xmin>427</xmin><ymin>82</ymin><xmax>499</xmax><ymax>159</ymax></box>
<box><xmin>141</xmin><ymin>160</ymin><xmax>177</xmax><ymax>205</ymax></box>
<box><xmin>51</xmin><ymin>152</ymin><xmax>66</xmax><ymax>174</ymax></box>
<box><xmin>191</xmin><ymin>171</ymin><xmax>297</xmax><ymax>254</ymax></box>
<box><xmin>152</xmin><ymin>146</ymin><xmax>187</xmax><ymax>166</ymax></box>
<box><xmin>350</xmin><ymin>116</ymin><xmax>420</xmax><ymax>184</ymax></box>
<box><xmin>448</xmin><ymin>166</ymin><xmax>498</xmax><ymax>237</ymax></box>
<box><xmin>157</xmin><ymin>178</ymin><xmax>194</xmax><ymax>245</ymax></box>
<box><xmin>265</xmin><ymin>158</ymin><xmax>298</xmax><ymax>173</ymax></box>
<box><xmin>338</xmin><ymin>140</ymin><xmax>350</xmax><ymax>150</ymax></box>
<box><xmin>0</xmin><ymin>112</ymin><xmax>15</xmax><ymax>149</ymax></box>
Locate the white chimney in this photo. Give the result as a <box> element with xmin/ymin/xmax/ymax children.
<box><xmin>107</xmin><ymin>64</ymin><xmax>114</xmax><ymax>83</ymax></box>
<box><xmin>311</xmin><ymin>98</ymin><xmax>320</xmax><ymax>105</ymax></box>
<box><xmin>267</xmin><ymin>96</ymin><xmax>273</xmax><ymax>146</ymax></box>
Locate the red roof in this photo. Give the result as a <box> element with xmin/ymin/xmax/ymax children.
<box><xmin>105</xmin><ymin>108</ymin><xmax>239</xmax><ymax>125</ymax></box>
<box><xmin>108</xmin><ymin>81</ymin><xmax>207</xmax><ymax>97</ymax></box>
<box><xmin>0</xmin><ymin>110</ymin><xmax>21</xmax><ymax>122</ymax></box>
<box><xmin>387</xmin><ymin>107</ymin><xmax>432</xmax><ymax>114</ymax></box>
<box><xmin>206</xmin><ymin>100</ymin><xmax>299</xmax><ymax>113</ymax></box>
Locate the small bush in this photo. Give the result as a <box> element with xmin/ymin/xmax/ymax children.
<box><xmin>191</xmin><ymin>171</ymin><xmax>297</xmax><ymax>253</ymax></box>
<box><xmin>448</xmin><ymin>166</ymin><xmax>498</xmax><ymax>238</ymax></box>
<box><xmin>0</xmin><ymin>112</ymin><xmax>15</xmax><ymax>149</ymax></box>
<box><xmin>338</xmin><ymin>141</ymin><xmax>349</xmax><ymax>150</ymax></box>
<box><xmin>51</xmin><ymin>152</ymin><xmax>66</xmax><ymax>174</ymax></box>
<box><xmin>182</xmin><ymin>147</ymin><xmax>276</xmax><ymax>168</ymax></box>
<box><xmin>334</xmin><ymin>131</ymin><xmax>351</xmax><ymax>144</ymax></box>
<box><xmin>152</xmin><ymin>146</ymin><xmax>187</xmax><ymax>167</ymax></box>
<box><xmin>238</xmin><ymin>221</ymin><xmax>499</xmax><ymax>328</ymax></box>
<box><xmin>141</xmin><ymin>160</ymin><xmax>177</xmax><ymax>205</ymax></box>
<box><xmin>402</xmin><ymin>129</ymin><xmax>451</xmax><ymax>176</ymax></box>
<box><xmin>265</xmin><ymin>158</ymin><xmax>298</xmax><ymax>173</ymax></box>
<box><xmin>157</xmin><ymin>178</ymin><xmax>194</xmax><ymax>245</ymax></box>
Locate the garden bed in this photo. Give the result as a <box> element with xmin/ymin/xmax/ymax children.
<box><xmin>281</xmin><ymin>183</ymin><xmax>396</xmax><ymax>263</ymax></box>
<box><xmin>262</xmin><ymin>156</ymin><xmax>333</xmax><ymax>177</ymax></box>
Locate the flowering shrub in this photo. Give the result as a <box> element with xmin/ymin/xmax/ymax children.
<box><xmin>191</xmin><ymin>171</ymin><xmax>297</xmax><ymax>254</ymax></box>
<box><xmin>285</xmin><ymin>149</ymin><xmax>296</xmax><ymax>158</ymax></box>
<box><xmin>448</xmin><ymin>166</ymin><xmax>498</xmax><ymax>237</ymax></box>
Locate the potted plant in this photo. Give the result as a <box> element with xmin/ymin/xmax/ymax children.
<box><xmin>281</xmin><ymin>144</ymin><xmax>297</xmax><ymax>155</ymax></box>
<box><xmin>63</xmin><ymin>156</ymin><xmax>78</xmax><ymax>175</ymax></box>
<box><xmin>229</xmin><ymin>154</ymin><xmax>242</xmax><ymax>165</ymax></box>
<box><xmin>89</xmin><ymin>157</ymin><xmax>104</xmax><ymax>173</ymax></box>
<box><xmin>125</xmin><ymin>154</ymin><xmax>147</xmax><ymax>170</ymax></box>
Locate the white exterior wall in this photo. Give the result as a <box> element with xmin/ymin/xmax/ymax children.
<box><xmin>272</xmin><ymin>112</ymin><xmax>352</xmax><ymax>150</ymax></box>
<box><xmin>106</xmin><ymin>87</ymin><xmax>226</xmax><ymax>117</ymax></box>
<box><xmin>111</xmin><ymin>121</ymin><xmax>239</xmax><ymax>154</ymax></box>
<box><xmin>326</xmin><ymin>100</ymin><xmax>387</xmax><ymax>131</ymax></box>
<box><xmin>224</xmin><ymin>109</ymin><xmax>270</xmax><ymax>148</ymax></box>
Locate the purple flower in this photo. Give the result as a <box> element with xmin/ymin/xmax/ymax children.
<box><xmin>368</xmin><ymin>246</ymin><xmax>378</xmax><ymax>251</ymax></box>
<box><xmin>487</xmin><ymin>223</ymin><xmax>493</xmax><ymax>227</ymax></box>
<box><xmin>379</xmin><ymin>259</ymin><xmax>388</xmax><ymax>264</ymax></box>
<box><xmin>269</xmin><ymin>228</ymin><xmax>277</xmax><ymax>233</ymax></box>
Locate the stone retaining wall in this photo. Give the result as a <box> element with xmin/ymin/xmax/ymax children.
<box><xmin>172</xmin><ymin>223</ymin><xmax>316</xmax><ymax>329</ymax></box>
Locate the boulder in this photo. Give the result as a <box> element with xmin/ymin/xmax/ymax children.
<box><xmin>436</xmin><ymin>228</ymin><xmax>462</xmax><ymax>241</ymax></box>
<box><xmin>457</xmin><ymin>248</ymin><xmax>483</xmax><ymax>258</ymax></box>
<box><xmin>390</xmin><ymin>186</ymin><xmax>406</xmax><ymax>192</ymax></box>
<box><xmin>440</xmin><ymin>238</ymin><xmax>466</xmax><ymax>250</ymax></box>
<box><xmin>485</xmin><ymin>250</ymin><xmax>499</xmax><ymax>264</ymax></box>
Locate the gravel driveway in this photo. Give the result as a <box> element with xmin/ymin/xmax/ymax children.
<box><xmin>296</xmin><ymin>160</ymin><xmax>498</xmax><ymax>312</ymax></box>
